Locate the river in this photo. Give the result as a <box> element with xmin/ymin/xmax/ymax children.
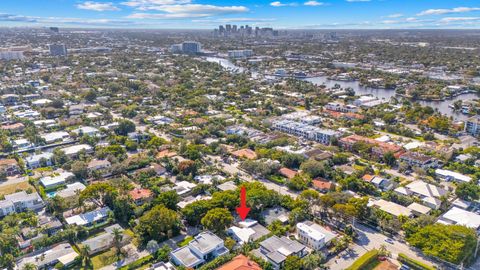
<box><xmin>205</xmin><ymin>57</ymin><xmax>478</xmax><ymax>121</ymax></box>
<box><xmin>305</xmin><ymin>76</ymin><xmax>479</xmax><ymax>121</ymax></box>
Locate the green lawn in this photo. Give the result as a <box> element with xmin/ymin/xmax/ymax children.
<box><xmin>0</xmin><ymin>181</ymin><xmax>34</xmax><ymax>196</ymax></box>
<box><xmin>178</xmin><ymin>236</ymin><xmax>194</xmax><ymax>247</ymax></box>
<box><xmin>91</xmin><ymin>248</ymin><xmax>120</xmax><ymax>269</ymax></box>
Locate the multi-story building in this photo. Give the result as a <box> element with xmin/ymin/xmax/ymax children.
<box><xmin>181</xmin><ymin>41</ymin><xmax>201</xmax><ymax>54</ymax></box>
<box><xmin>272</xmin><ymin>119</ymin><xmax>338</xmax><ymax>145</ymax></box>
<box><xmin>296</xmin><ymin>221</ymin><xmax>337</xmax><ymax>250</ymax></box>
<box><xmin>0</xmin><ymin>191</ymin><xmax>44</xmax><ymax>217</ymax></box>
<box><xmin>325</xmin><ymin>102</ymin><xmax>358</xmax><ymax>113</ymax></box>
<box><xmin>0</xmin><ymin>50</ymin><xmax>24</xmax><ymax>60</ymax></box>
<box><xmin>464</xmin><ymin>116</ymin><xmax>480</xmax><ymax>137</ymax></box>
<box><xmin>49</xmin><ymin>44</ymin><xmax>67</xmax><ymax>56</ymax></box>
<box><xmin>399</xmin><ymin>151</ymin><xmax>438</xmax><ymax>169</ymax></box>
<box><xmin>228</xmin><ymin>49</ymin><xmax>253</xmax><ymax>59</ymax></box>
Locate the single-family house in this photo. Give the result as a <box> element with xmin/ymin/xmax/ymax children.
<box><xmin>216</xmin><ymin>254</ymin><xmax>262</xmax><ymax>270</ymax></box>
<box><xmin>170</xmin><ymin>231</ymin><xmax>229</xmax><ymax>268</ymax></box>
<box><xmin>0</xmin><ymin>191</ymin><xmax>44</xmax><ymax>217</ymax></box>
<box><xmin>25</xmin><ymin>152</ymin><xmax>54</xmax><ymax>169</ymax></box>
<box><xmin>438</xmin><ymin>207</ymin><xmax>480</xmax><ymax>231</ymax></box>
<box><xmin>40</xmin><ymin>171</ymin><xmax>75</xmax><ymax>189</ymax></box>
<box><xmin>0</xmin><ymin>158</ymin><xmax>20</xmax><ymax>176</ymax></box>
<box><xmin>81</xmin><ymin>224</ymin><xmax>126</xmax><ymax>255</ymax></box>
<box><xmin>253</xmin><ymin>236</ymin><xmax>307</xmax><ymax>269</ymax></box>
<box><xmin>16</xmin><ymin>243</ymin><xmax>78</xmax><ymax>269</ymax></box>
<box><xmin>296</xmin><ymin>221</ymin><xmax>337</xmax><ymax>250</ymax></box>
<box><xmin>129</xmin><ymin>188</ymin><xmax>154</xmax><ymax>205</ymax></box>
<box><xmin>65</xmin><ymin>207</ymin><xmax>111</xmax><ymax>227</ymax></box>
<box><xmin>61</xmin><ymin>144</ymin><xmax>93</xmax><ymax>157</ymax></box>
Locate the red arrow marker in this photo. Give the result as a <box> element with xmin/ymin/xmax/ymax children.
<box><xmin>236</xmin><ymin>186</ymin><xmax>250</xmax><ymax>221</ymax></box>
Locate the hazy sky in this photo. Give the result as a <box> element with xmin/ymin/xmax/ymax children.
<box><xmin>1</xmin><ymin>0</ymin><xmax>480</xmax><ymax>29</ymax></box>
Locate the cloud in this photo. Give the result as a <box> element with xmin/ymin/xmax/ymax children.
<box><xmin>191</xmin><ymin>17</ymin><xmax>276</xmax><ymax>24</ymax></box>
<box><xmin>385</xmin><ymin>13</ymin><xmax>403</xmax><ymax>18</ymax></box>
<box><xmin>0</xmin><ymin>13</ymin><xmax>134</xmax><ymax>26</ymax></box>
<box><xmin>270</xmin><ymin>1</ymin><xmax>297</xmax><ymax>7</ymax></box>
<box><xmin>0</xmin><ymin>13</ymin><xmax>38</xmax><ymax>22</ymax></box>
<box><xmin>304</xmin><ymin>1</ymin><xmax>324</xmax><ymax>6</ymax></box>
<box><xmin>439</xmin><ymin>17</ymin><xmax>480</xmax><ymax>23</ymax></box>
<box><xmin>127</xmin><ymin>12</ymin><xmax>208</xmax><ymax>19</ymax></box>
<box><xmin>76</xmin><ymin>1</ymin><xmax>120</xmax><ymax>11</ymax></box>
<box><xmin>418</xmin><ymin>7</ymin><xmax>480</xmax><ymax>16</ymax></box>
<box><xmin>121</xmin><ymin>0</ymin><xmax>191</xmax><ymax>9</ymax></box>
<box><xmin>142</xmin><ymin>4</ymin><xmax>248</xmax><ymax>14</ymax></box>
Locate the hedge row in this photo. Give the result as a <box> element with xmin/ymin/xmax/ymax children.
<box><xmin>118</xmin><ymin>254</ymin><xmax>154</xmax><ymax>270</ymax></box>
<box><xmin>398</xmin><ymin>253</ymin><xmax>436</xmax><ymax>270</ymax></box>
<box><xmin>345</xmin><ymin>249</ymin><xmax>379</xmax><ymax>270</ymax></box>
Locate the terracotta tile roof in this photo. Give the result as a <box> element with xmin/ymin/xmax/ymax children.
<box><xmin>217</xmin><ymin>255</ymin><xmax>262</xmax><ymax>270</ymax></box>
<box><xmin>128</xmin><ymin>188</ymin><xmax>153</xmax><ymax>201</ymax></box>
<box><xmin>340</xmin><ymin>134</ymin><xmax>403</xmax><ymax>154</ymax></box>
<box><xmin>279</xmin><ymin>167</ymin><xmax>298</xmax><ymax>179</ymax></box>
<box><xmin>1</xmin><ymin>123</ymin><xmax>25</xmax><ymax>130</ymax></box>
<box><xmin>0</xmin><ymin>159</ymin><xmax>18</xmax><ymax>166</ymax></box>
<box><xmin>231</xmin><ymin>149</ymin><xmax>257</xmax><ymax>160</ymax></box>
<box><xmin>362</xmin><ymin>174</ymin><xmax>375</xmax><ymax>182</ymax></box>
<box><xmin>156</xmin><ymin>149</ymin><xmax>177</xmax><ymax>158</ymax></box>
<box><xmin>312</xmin><ymin>179</ymin><xmax>334</xmax><ymax>190</ymax></box>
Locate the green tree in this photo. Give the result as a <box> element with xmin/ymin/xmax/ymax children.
<box><xmin>46</xmin><ymin>196</ymin><xmax>66</xmax><ymax>216</ymax></box>
<box><xmin>22</xmin><ymin>263</ymin><xmax>37</xmax><ymax>270</ymax></box>
<box><xmin>300</xmin><ymin>159</ymin><xmax>325</xmax><ymax>178</ymax></box>
<box><xmin>79</xmin><ymin>245</ymin><xmax>91</xmax><ymax>267</ymax></box>
<box><xmin>79</xmin><ymin>182</ymin><xmax>116</xmax><ymax>207</ymax></box>
<box><xmin>71</xmin><ymin>160</ymin><xmax>88</xmax><ymax>179</ymax></box>
<box><xmin>287</xmin><ymin>174</ymin><xmax>312</xmax><ymax>191</ymax></box>
<box><xmin>201</xmin><ymin>208</ymin><xmax>234</xmax><ymax>234</ymax></box>
<box><xmin>284</xmin><ymin>255</ymin><xmax>303</xmax><ymax>270</ymax></box>
<box><xmin>84</xmin><ymin>90</ymin><xmax>97</xmax><ymax>102</ymax></box>
<box><xmin>136</xmin><ymin>205</ymin><xmax>181</xmax><ymax>242</ymax></box>
<box><xmin>455</xmin><ymin>181</ymin><xmax>480</xmax><ymax>201</ymax></box>
<box><xmin>302</xmin><ymin>252</ymin><xmax>324</xmax><ymax>270</ymax></box>
<box><xmin>154</xmin><ymin>190</ymin><xmax>180</xmax><ymax>210</ymax></box>
<box><xmin>115</xmin><ymin>120</ymin><xmax>136</xmax><ymax>136</ymax></box>
<box><xmin>182</xmin><ymin>200</ymin><xmax>212</xmax><ymax>225</ymax></box>
<box><xmin>407</xmin><ymin>224</ymin><xmax>478</xmax><ymax>264</ymax></box>
<box><xmin>112</xmin><ymin>228</ymin><xmax>124</xmax><ymax>257</ymax></box>
<box><xmin>155</xmin><ymin>244</ymin><xmax>172</xmax><ymax>262</ymax></box>
<box><xmin>383</xmin><ymin>151</ymin><xmax>397</xmax><ymax>167</ymax></box>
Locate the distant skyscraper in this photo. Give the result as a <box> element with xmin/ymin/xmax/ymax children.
<box><xmin>49</xmin><ymin>27</ymin><xmax>59</xmax><ymax>33</ymax></box>
<box><xmin>49</xmin><ymin>44</ymin><xmax>67</xmax><ymax>56</ymax></box>
<box><xmin>226</xmin><ymin>24</ymin><xmax>232</xmax><ymax>32</ymax></box>
<box><xmin>232</xmin><ymin>25</ymin><xmax>237</xmax><ymax>32</ymax></box>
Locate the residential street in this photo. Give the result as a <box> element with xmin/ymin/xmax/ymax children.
<box><xmin>326</xmin><ymin>223</ymin><xmax>438</xmax><ymax>270</ymax></box>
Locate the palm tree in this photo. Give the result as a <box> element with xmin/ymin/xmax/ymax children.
<box><xmin>79</xmin><ymin>245</ymin><xmax>91</xmax><ymax>267</ymax></box>
<box><xmin>22</xmin><ymin>263</ymin><xmax>38</xmax><ymax>270</ymax></box>
<box><xmin>112</xmin><ymin>228</ymin><xmax>124</xmax><ymax>257</ymax></box>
